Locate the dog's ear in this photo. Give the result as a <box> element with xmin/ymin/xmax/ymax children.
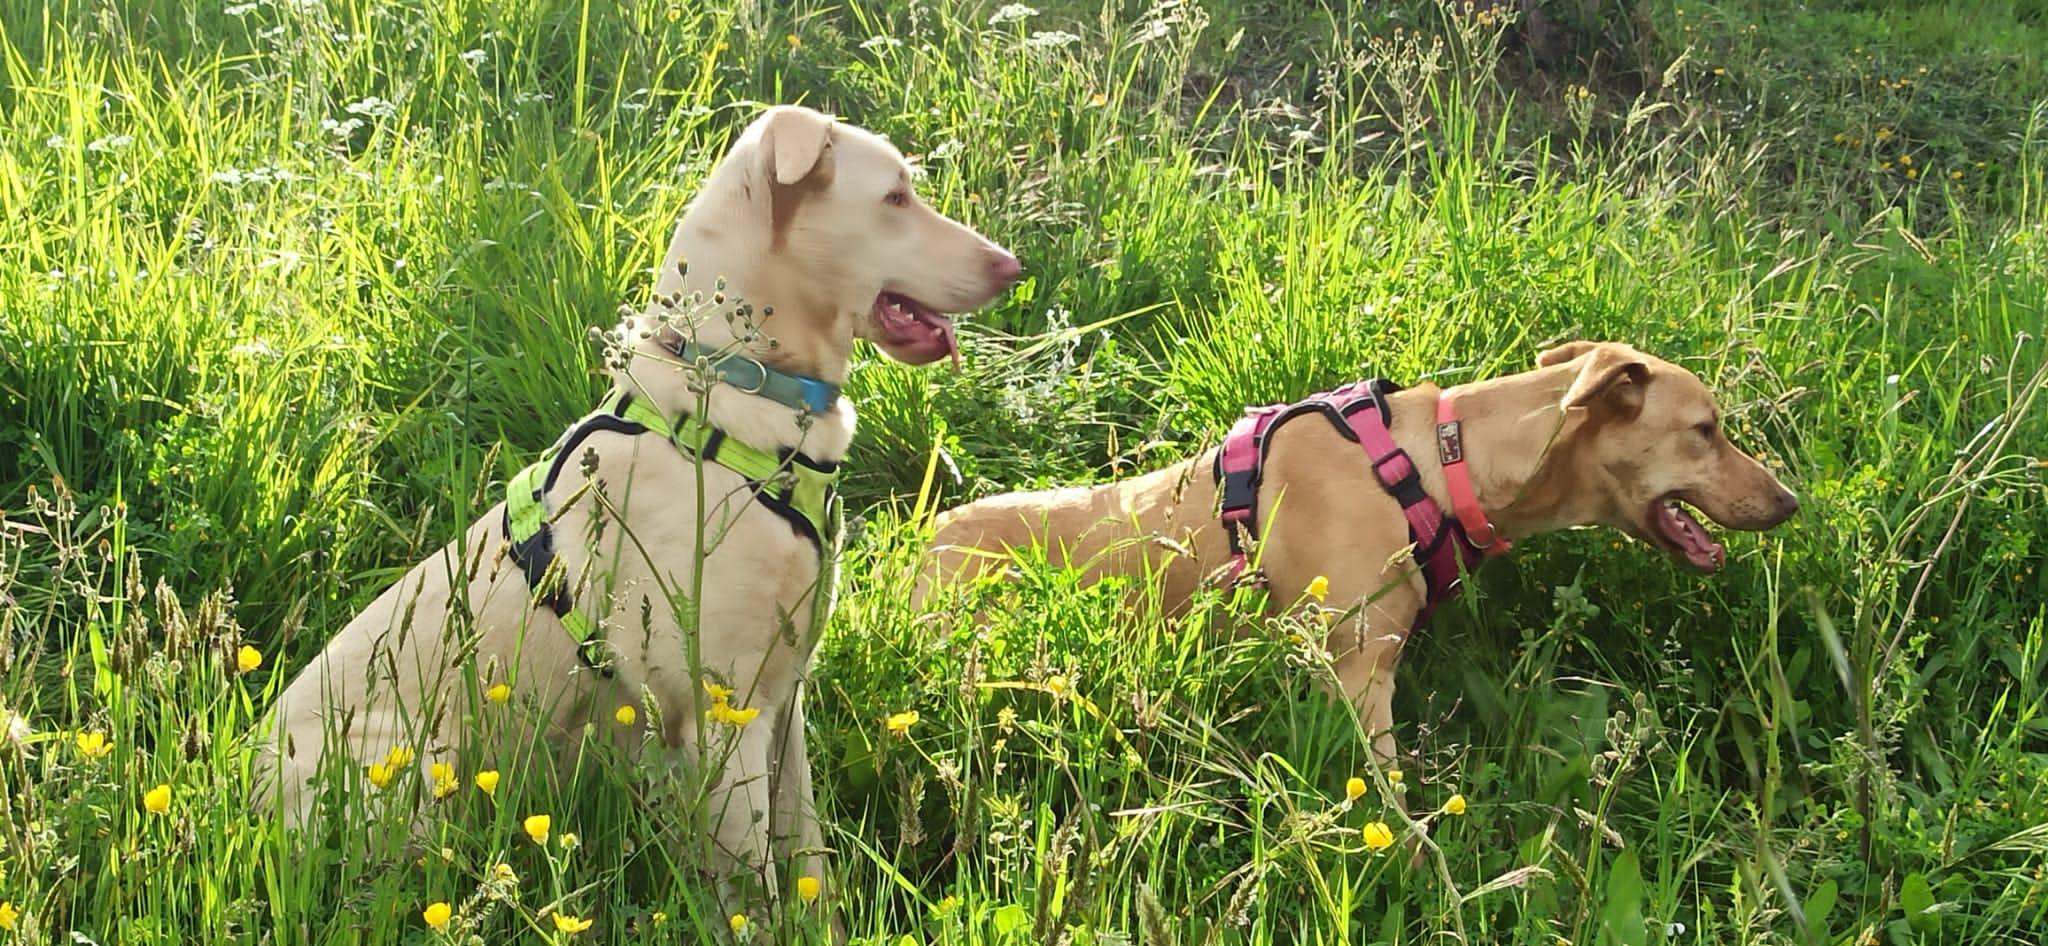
<box><xmin>1536</xmin><ymin>340</ymin><xmax>1599</xmax><ymax>368</ymax></box>
<box><xmin>759</xmin><ymin>106</ymin><xmax>836</xmax><ymax>186</ymax></box>
<box><xmin>1557</xmin><ymin>343</ymin><xmax>1649</xmax><ymax>413</ymax></box>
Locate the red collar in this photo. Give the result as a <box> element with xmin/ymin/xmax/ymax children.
<box><xmin>1434</xmin><ymin>392</ymin><xmax>1511</xmax><ymax>556</ymax></box>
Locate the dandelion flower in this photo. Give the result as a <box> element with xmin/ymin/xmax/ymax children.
<box><xmin>524</xmin><ymin>813</ymin><xmax>551</xmax><ymax>844</ymax></box>
<box><xmin>144</xmin><ymin>783</ymin><xmax>172</xmax><ymax>815</ymax></box>
<box><xmin>552</xmin><ymin>912</ymin><xmax>593</xmax><ymax>934</ymax></box>
<box><xmin>1361</xmin><ymin>821</ymin><xmax>1395</xmax><ymax>851</ymax></box>
<box><xmin>236</xmin><ymin>645</ymin><xmax>264</xmax><ymax>673</ymax></box>
<box><xmin>367</xmin><ymin>762</ymin><xmax>396</xmax><ymax>790</ymax></box>
<box><xmin>0</xmin><ymin>901</ymin><xmax>17</xmax><ymax>930</ymax></box>
<box><xmin>1444</xmin><ymin>793</ymin><xmax>1468</xmax><ymax>816</ymax></box>
<box><xmin>385</xmin><ymin>745</ymin><xmax>416</xmax><ymax>768</ymax></box>
<box><xmin>430</xmin><ymin>761</ymin><xmax>459</xmax><ymax>800</ymax></box>
<box><xmin>1906</xmin><ymin>168</ymin><xmax>1919</xmax><ymax>179</ymax></box>
<box><xmin>703</xmin><ymin>680</ymin><xmax>733</xmax><ymax>703</ymax></box>
<box><xmin>1345</xmin><ymin>776</ymin><xmax>1366</xmax><ymax>801</ymax></box>
<box><xmin>886</xmin><ymin>710</ymin><xmax>919</xmax><ymax>735</ymax></box>
<box><xmin>796</xmin><ymin>875</ymin><xmax>821</xmax><ymax>902</ymax></box>
<box><xmin>729</xmin><ymin>913</ymin><xmax>749</xmax><ymax>934</ymax></box>
<box><xmin>76</xmin><ymin>730</ymin><xmax>114</xmax><ymax>760</ymax></box>
<box><xmin>486</xmin><ymin>683</ymin><xmax>511</xmax><ymax>704</ymax></box>
<box><xmin>614</xmin><ymin>704</ymin><xmax>637</xmax><ymax>726</ymax></box>
<box><xmin>475</xmin><ymin>770</ymin><xmax>500</xmax><ymax>795</ymax></box>
<box><xmin>1305</xmin><ymin>575</ymin><xmax>1329</xmax><ymax>601</ymax></box>
<box><xmin>423</xmin><ymin>901</ymin><xmax>452</xmax><ymax>929</ymax></box>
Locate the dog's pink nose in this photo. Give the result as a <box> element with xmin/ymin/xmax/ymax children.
<box><xmin>988</xmin><ymin>248</ymin><xmax>1022</xmax><ymax>285</ymax></box>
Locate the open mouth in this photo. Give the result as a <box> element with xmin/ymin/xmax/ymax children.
<box><xmin>871</xmin><ymin>291</ymin><xmax>960</xmax><ymax>369</ymax></box>
<box><xmin>1649</xmin><ymin>494</ymin><xmax>1725</xmax><ymax>572</ymax></box>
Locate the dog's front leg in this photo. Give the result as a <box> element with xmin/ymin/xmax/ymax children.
<box><xmin>769</xmin><ymin>682</ymin><xmax>827</xmax><ymax>889</ymax></box>
<box><xmin>707</xmin><ymin>720</ymin><xmax>778</xmax><ymax>906</ymax></box>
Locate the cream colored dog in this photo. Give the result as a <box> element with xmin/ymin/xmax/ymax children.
<box><xmin>918</xmin><ymin>342</ymin><xmax>1798</xmax><ymax>763</ymax></box>
<box><xmin>261</xmin><ymin>105</ymin><xmax>1019</xmax><ymax>902</ymax></box>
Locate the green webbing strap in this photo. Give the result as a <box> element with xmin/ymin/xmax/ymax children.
<box><xmin>502</xmin><ymin>390</ymin><xmax>841</xmax><ymax>671</ymax></box>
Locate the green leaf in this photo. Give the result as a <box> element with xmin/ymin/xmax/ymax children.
<box><xmin>1803</xmin><ymin>878</ymin><xmax>1838</xmax><ymax>944</ymax></box>
<box><xmin>1601</xmin><ymin>849</ymin><xmax>1647</xmax><ymax>946</ymax></box>
<box><xmin>1900</xmin><ymin>872</ymin><xmax>1938</xmax><ymax>934</ymax></box>
<box><xmin>994</xmin><ymin>903</ymin><xmax>1030</xmax><ymax>938</ymax></box>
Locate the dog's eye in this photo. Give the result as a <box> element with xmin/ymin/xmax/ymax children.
<box><xmin>1694</xmin><ymin>421</ymin><xmax>1717</xmax><ymax>440</ymax></box>
<box><xmin>883</xmin><ymin>189</ymin><xmax>909</xmax><ymax>207</ymax></box>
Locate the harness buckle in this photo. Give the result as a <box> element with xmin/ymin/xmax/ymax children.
<box><xmin>1218</xmin><ymin>467</ymin><xmax>1260</xmax><ymax>517</ymax></box>
<box><xmin>1372</xmin><ymin>449</ymin><xmax>1431</xmax><ymax>509</ymax></box>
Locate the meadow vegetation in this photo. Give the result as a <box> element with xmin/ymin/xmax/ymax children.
<box><xmin>1</xmin><ymin>0</ymin><xmax>2044</xmax><ymax>943</ymax></box>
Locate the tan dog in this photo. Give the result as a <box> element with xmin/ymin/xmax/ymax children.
<box><xmin>261</xmin><ymin>106</ymin><xmax>1019</xmax><ymax>903</ymax></box>
<box><xmin>918</xmin><ymin>341</ymin><xmax>1797</xmax><ymax>763</ymax></box>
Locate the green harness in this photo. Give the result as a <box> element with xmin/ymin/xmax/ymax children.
<box><xmin>501</xmin><ymin>387</ymin><xmax>841</xmax><ymax>674</ymax></box>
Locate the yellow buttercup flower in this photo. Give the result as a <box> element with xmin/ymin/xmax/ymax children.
<box><xmin>552</xmin><ymin>912</ymin><xmax>593</xmax><ymax>934</ymax></box>
<box><xmin>76</xmin><ymin>730</ymin><xmax>113</xmax><ymax>760</ymax></box>
<box><xmin>523</xmin><ymin>813</ymin><xmax>551</xmax><ymax>844</ymax></box>
<box><xmin>475</xmin><ymin>770</ymin><xmax>500</xmax><ymax>795</ymax></box>
<box><xmin>559</xmin><ymin>831</ymin><xmax>580</xmax><ymax>850</ymax></box>
<box><xmin>785</xmin><ymin>33</ymin><xmax>800</xmax><ymax>49</ymax></box>
<box><xmin>796</xmin><ymin>875</ymin><xmax>821</xmax><ymax>902</ymax></box>
<box><xmin>1386</xmin><ymin>769</ymin><xmax>1403</xmax><ymax>786</ymax></box>
<box><xmin>651</xmin><ymin>911</ymin><xmax>668</xmax><ymax>924</ymax></box>
<box><xmin>236</xmin><ymin>645</ymin><xmax>263</xmax><ymax>673</ymax></box>
<box><xmin>422</xmin><ymin>901</ymin><xmax>452</xmax><ymax>929</ymax></box>
<box><xmin>708</xmin><ymin>702</ymin><xmax>760</xmax><ymax>727</ymax></box>
<box><xmin>1344</xmin><ymin>776</ymin><xmax>1366</xmax><ymax>801</ymax></box>
<box><xmin>1361</xmin><ymin>821</ymin><xmax>1395</xmax><ymax>851</ymax></box>
<box><xmin>1305</xmin><ymin>575</ymin><xmax>1329</xmax><ymax>601</ymax></box>
<box><xmin>430</xmin><ymin>761</ymin><xmax>459</xmax><ymax>800</ymax></box>
<box><xmin>886</xmin><ymin>710</ymin><xmax>919</xmax><ymax>735</ymax></box>
<box><xmin>614</xmin><ymin>704</ymin><xmax>637</xmax><ymax>726</ymax></box>
<box><xmin>491</xmin><ymin>862</ymin><xmax>518</xmax><ymax>883</ymax></box>
<box><xmin>144</xmin><ymin>783</ymin><xmax>171</xmax><ymax>815</ymax></box>
<box><xmin>1444</xmin><ymin>793</ymin><xmax>1468</xmax><ymax>816</ymax></box>
<box><xmin>729</xmin><ymin>913</ymin><xmax>749</xmax><ymax>934</ymax></box>
<box><xmin>1045</xmin><ymin>675</ymin><xmax>1069</xmax><ymax>697</ymax></box>
<box><xmin>367</xmin><ymin>762</ymin><xmax>396</xmax><ymax>790</ymax></box>
<box><xmin>486</xmin><ymin>683</ymin><xmax>511</xmax><ymax>704</ymax></box>
<box><xmin>0</xmin><ymin>901</ymin><xmax>17</xmax><ymax>930</ymax></box>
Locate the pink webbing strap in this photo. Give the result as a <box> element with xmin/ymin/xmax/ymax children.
<box><xmin>1435</xmin><ymin>392</ymin><xmax>1510</xmax><ymax>556</ymax></box>
<box><xmin>1215</xmin><ymin>404</ymin><xmax>1285</xmax><ymax>584</ymax></box>
<box><xmin>1334</xmin><ymin>403</ymin><xmax>1470</xmax><ymax>619</ymax></box>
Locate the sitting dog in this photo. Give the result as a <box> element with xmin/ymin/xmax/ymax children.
<box><xmin>260</xmin><ymin>105</ymin><xmax>1020</xmax><ymax>905</ymax></box>
<box><xmin>918</xmin><ymin>341</ymin><xmax>1798</xmax><ymax>763</ymax></box>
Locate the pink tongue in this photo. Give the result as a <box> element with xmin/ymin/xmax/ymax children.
<box><xmin>940</xmin><ymin>318</ymin><xmax>960</xmax><ymax>371</ymax></box>
<box><xmin>1664</xmin><ymin>504</ymin><xmax>1724</xmax><ymax>569</ymax></box>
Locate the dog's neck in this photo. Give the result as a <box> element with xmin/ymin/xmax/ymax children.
<box><xmin>603</xmin><ymin>215</ymin><xmax>859</xmax><ymax>463</ymax></box>
<box><xmin>1383</xmin><ymin>365</ymin><xmax>1585</xmax><ymax>542</ymax></box>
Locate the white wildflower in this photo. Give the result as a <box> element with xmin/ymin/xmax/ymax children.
<box><xmin>989</xmin><ymin>3</ymin><xmax>1038</xmax><ymax>25</ymax></box>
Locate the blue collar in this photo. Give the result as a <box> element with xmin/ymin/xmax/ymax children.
<box><xmin>667</xmin><ymin>342</ymin><xmax>841</xmax><ymax>414</ymax></box>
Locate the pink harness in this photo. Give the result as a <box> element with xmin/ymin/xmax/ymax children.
<box><xmin>1212</xmin><ymin>380</ymin><xmax>1509</xmax><ymax>629</ymax></box>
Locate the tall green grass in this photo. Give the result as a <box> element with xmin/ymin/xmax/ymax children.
<box><xmin>2</xmin><ymin>0</ymin><xmax>2044</xmax><ymax>943</ymax></box>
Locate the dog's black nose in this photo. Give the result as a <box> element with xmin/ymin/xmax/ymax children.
<box><xmin>1775</xmin><ymin>490</ymin><xmax>1800</xmax><ymax>519</ymax></box>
